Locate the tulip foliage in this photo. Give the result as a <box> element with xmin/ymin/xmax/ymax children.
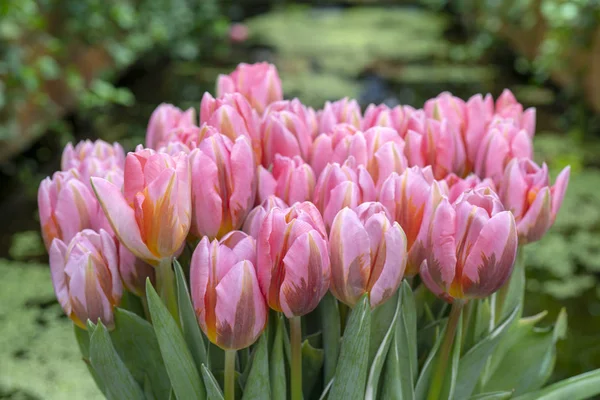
<box><xmin>39</xmin><ymin>62</ymin><xmax>600</xmax><ymax>400</ymax></box>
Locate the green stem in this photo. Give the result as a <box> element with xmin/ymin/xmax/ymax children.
<box><xmin>156</xmin><ymin>258</ymin><xmax>178</xmax><ymax>323</ymax></box>
<box><xmin>427</xmin><ymin>300</ymin><xmax>464</xmax><ymax>400</ymax></box>
<box><xmin>339</xmin><ymin>303</ymin><xmax>350</xmax><ymax>334</ymax></box>
<box><xmin>290</xmin><ymin>316</ymin><xmax>303</xmax><ymax>400</ymax></box>
<box><xmin>224</xmin><ymin>349</ymin><xmax>236</xmax><ymax>400</ymax></box>
<box><xmin>495</xmin><ymin>245</ymin><xmax>524</xmax><ymax>324</ymax></box>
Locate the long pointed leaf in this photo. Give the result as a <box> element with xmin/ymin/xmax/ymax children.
<box><xmin>320</xmin><ymin>293</ymin><xmax>341</xmax><ymax>383</ymax></box>
<box><xmin>242</xmin><ymin>334</ymin><xmax>270</xmax><ymax>400</ymax></box>
<box><xmin>201</xmin><ymin>364</ymin><xmax>224</xmax><ymax>400</ymax></box>
<box><xmin>270</xmin><ymin>315</ymin><xmax>287</xmax><ymax>399</ymax></box>
<box><xmin>512</xmin><ymin>368</ymin><xmax>600</xmax><ymax>400</ymax></box>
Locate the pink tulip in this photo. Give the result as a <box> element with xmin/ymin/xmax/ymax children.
<box><xmin>62</xmin><ymin>139</ymin><xmax>125</xmax><ymax>172</ymax></box>
<box><xmin>146</xmin><ymin>103</ymin><xmax>196</xmax><ymax>149</ymax></box>
<box><xmin>495</xmin><ymin>89</ymin><xmax>536</xmax><ymax>137</ymax></box>
<box><xmin>217</xmin><ymin>62</ymin><xmax>283</xmax><ymax>114</ymax></box>
<box><xmin>255</xmin><ymin>166</ymin><xmax>277</xmax><ymax>205</ymax></box>
<box><xmin>378</xmin><ymin>166</ymin><xmax>439</xmax><ymax>276</ymax></box>
<box><xmin>49</xmin><ymin>229</ymin><xmax>122</xmax><ymax>329</ymax></box>
<box><xmin>243</xmin><ymin>196</ymin><xmax>288</xmax><ymax>239</ymax></box>
<box><xmin>424</xmin><ymin>92</ymin><xmax>467</xmax><ymax>139</ymax></box>
<box><xmin>159</xmin><ymin>124</ymin><xmax>220</xmax><ymax>152</ymax></box>
<box><xmin>354</xmin><ymin>201</ymin><xmax>392</xmax><ymax>221</ymax></box>
<box><xmin>189</xmin><ymin>134</ymin><xmax>256</xmax><ymax>239</ymax></box>
<box><xmin>118</xmin><ymin>242</ymin><xmax>155</xmax><ymax>297</ymax></box>
<box><xmin>310</xmin><ymin>124</ymin><xmax>364</xmax><ymax>177</ymax></box>
<box><xmin>91</xmin><ymin>149</ymin><xmax>191</xmax><ymax>265</ymax></box>
<box><xmin>499</xmin><ymin>158</ymin><xmax>570</xmax><ymax>244</ymax></box>
<box><xmin>445</xmin><ymin>173</ymin><xmax>496</xmax><ymax>203</ymax></box>
<box><xmin>200</xmin><ymin>92</ymin><xmax>261</xmax><ymax>161</ymax></box>
<box><xmin>265</xmin><ymin>99</ymin><xmax>318</xmax><ymax>138</ymax></box>
<box><xmin>474</xmin><ymin>120</ymin><xmax>533</xmax><ymax>184</ymax></box>
<box><xmin>419</xmin><ymin>188</ymin><xmax>518</xmax><ymax>302</ymax></box>
<box><xmin>270</xmin><ymin>155</ymin><xmax>316</xmax><ymax>206</ymax></box>
<box><xmin>261</xmin><ymin>109</ymin><xmax>312</xmax><ymax>167</ymax></box>
<box><xmin>362</xmin><ymin>104</ymin><xmax>415</xmax><ymax>137</ymax></box>
<box><xmin>313</xmin><ymin>158</ymin><xmax>376</xmax><ymax>230</ymax></box>
<box><xmin>464</xmin><ymin>93</ymin><xmax>495</xmax><ymax>169</ymax></box>
<box><xmin>405</xmin><ymin>115</ymin><xmax>466</xmax><ymax>180</ymax></box>
<box><xmin>38</xmin><ymin>169</ymin><xmax>104</xmax><ymax>250</ymax></box>
<box><xmin>317</xmin><ymin>97</ymin><xmax>362</xmax><ymax>134</ymax></box>
<box><xmin>329</xmin><ymin>206</ymin><xmax>407</xmax><ymax>308</ymax></box>
<box><xmin>257</xmin><ymin>202</ymin><xmax>330</xmax><ymax>317</ymax></box>
<box><xmin>191</xmin><ymin>233</ymin><xmax>267</xmax><ymax>349</ymax></box>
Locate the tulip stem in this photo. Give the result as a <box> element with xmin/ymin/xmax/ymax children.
<box><xmin>427</xmin><ymin>300</ymin><xmax>464</xmax><ymax>400</ymax></box>
<box><xmin>495</xmin><ymin>246</ymin><xmax>524</xmax><ymax>325</ymax></box>
<box><xmin>224</xmin><ymin>349</ymin><xmax>236</xmax><ymax>400</ymax></box>
<box><xmin>290</xmin><ymin>316</ymin><xmax>303</xmax><ymax>400</ymax></box>
<box><xmin>156</xmin><ymin>258</ymin><xmax>179</xmax><ymax>323</ymax></box>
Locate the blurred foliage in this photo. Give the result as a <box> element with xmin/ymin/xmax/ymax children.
<box><xmin>0</xmin><ymin>0</ymin><xmax>225</xmax><ymax>144</ymax></box>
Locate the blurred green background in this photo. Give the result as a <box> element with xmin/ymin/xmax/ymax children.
<box><xmin>1</xmin><ymin>0</ymin><xmax>599</xmax><ymax>398</ymax></box>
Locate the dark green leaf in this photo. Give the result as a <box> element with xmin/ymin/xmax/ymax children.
<box><xmin>414</xmin><ymin>316</ymin><xmax>447</xmax><ymax>400</ymax></box>
<box><xmin>201</xmin><ymin>364</ymin><xmax>224</xmax><ymax>400</ymax></box>
<box><xmin>270</xmin><ymin>315</ymin><xmax>287</xmax><ymax>399</ymax></box>
<box><xmin>439</xmin><ymin>312</ymin><xmax>462</xmax><ymax>400</ymax></box>
<box><xmin>242</xmin><ymin>334</ymin><xmax>270</xmax><ymax>400</ymax></box>
<box><xmin>320</xmin><ymin>293</ymin><xmax>341</xmax><ymax>383</ymax></box>
<box><xmin>146</xmin><ymin>279</ymin><xmax>205</xmax><ymax>399</ymax></box>
<box><xmin>368</xmin><ymin>289</ymin><xmax>398</xmax><ymax>365</ymax></box>
<box><xmin>74</xmin><ymin>324</ymin><xmax>106</xmax><ymax>396</ymax></box>
<box><xmin>498</xmin><ymin>261</ymin><xmax>525</xmax><ymax>321</ymax></box>
<box><xmin>302</xmin><ymin>339</ymin><xmax>324</xmax><ymax>397</ymax></box>
<box><xmin>174</xmin><ymin>259</ymin><xmax>208</xmax><ymax>370</ymax></box>
<box><xmin>88</xmin><ymin>321</ymin><xmax>145</xmax><ymax>400</ymax></box>
<box><xmin>512</xmin><ymin>368</ymin><xmax>600</xmax><ymax>400</ymax></box>
<box><xmin>110</xmin><ymin>308</ymin><xmax>171</xmax><ymax>399</ymax></box>
<box><xmin>330</xmin><ymin>294</ymin><xmax>371</xmax><ymax>400</ymax></box>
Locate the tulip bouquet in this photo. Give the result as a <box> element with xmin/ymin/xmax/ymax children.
<box><xmin>38</xmin><ymin>62</ymin><xmax>599</xmax><ymax>400</ymax></box>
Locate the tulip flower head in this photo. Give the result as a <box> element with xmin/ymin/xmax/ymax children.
<box><xmin>424</xmin><ymin>92</ymin><xmax>467</xmax><ymax>139</ymax></box>
<box><xmin>495</xmin><ymin>89</ymin><xmax>536</xmax><ymax>138</ymax></box>
<box><xmin>265</xmin><ymin>99</ymin><xmax>318</xmax><ymax>138</ymax></box>
<box><xmin>499</xmin><ymin>158</ymin><xmax>570</xmax><ymax>244</ymax></box>
<box><xmin>189</xmin><ymin>134</ymin><xmax>256</xmax><ymax>239</ymax></box>
<box><xmin>191</xmin><ymin>233</ymin><xmax>267</xmax><ymax>350</ymax></box>
<box><xmin>146</xmin><ymin>103</ymin><xmax>196</xmax><ymax>149</ymax></box>
<box><xmin>257</xmin><ymin>202</ymin><xmax>330</xmax><ymax>317</ymax></box>
<box><xmin>445</xmin><ymin>173</ymin><xmax>496</xmax><ymax>203</ymax></box>
<box><xmin>310</xmin><ymin>123</ymin><xmax>364</xmax><ymax>177</ymax></box>
<box><xmin>91</xmin><ymin>149</ymin><xmax>191</xmax><ymax>265</ymax></box>
<box><xmin>329</xmin><ymin>205</ymin><xmax>407</xmax><ymax>308</ymax></box>
<box><xmin>243</xmin><ymin>196</ymin><xmax>288</xmax><ymax>239</ymax></box>
<box><xmin>362</xmin><ymin>104</ymin><xmax>415</xmax><ymax>137</ymax></box>
<box><xmin>217</xmin><ymin>62</ymin><xmax>283</xmax><ymax>114</ymax></box>
<box><xmin>261</xmin><ymin>108</ymin><xmax>313</xmax><ymax>167</ymax></box>
<box><xmin>318</xmin><ymin>97</ymin><xmax>362</xmax><ymax>135</ymax></box>
<box><xmin>270</xmin><ymin>155</ymin><xmax>316</xmax><ymax>206</ymax></box>
<box><xmin>49</xmin><ymin>229</ymin><xmax>122</xmax><ymax>329</ymax></box>
<box><xmin>419</xmin><ymin>188</ymin><xmax>518</xmax><ymax>302</ymax></box>
<box><xmin>118</xmin><ymin>243</ymin><xmax>155</xmax><ymax>297</ymax></box>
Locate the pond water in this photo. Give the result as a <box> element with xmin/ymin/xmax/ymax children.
<box><xmin>1</xmin><ymin>4</ymin><xmax>599</xmax><ymax>398</ymax></box>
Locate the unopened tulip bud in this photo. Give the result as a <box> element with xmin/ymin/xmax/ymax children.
<box><xmin>49</xmin><ymin>229</ymin><xmax>122</xmax><ymax>329</ymax></box>
<box><xmin>499</xmin><ymin>158</ymin><xmax>570</xmax><ymax>244</ymax></box>
<box><xmin>495</xmin><ymin>89</ymin><xmax>536</xmax><ymax>137</ymax></box>
<box><xmin>464</xmin><ymin>93</ymin><xmax>494</xmax><ymax>168</ymax></box>
<box><xmin>265</xmin><ymin>99</ymin><xmax>318</xmax><ymax>138</ymax></box>
<box><xmin>61</xmin><ymin>140</ymin><xmax>125</xmax><ymax>185</ymax></box>
<box><xmin>257</xmin><ymin>202</ymin><xmax>330</xmax><ymax>317</ymax></box>
<box><xmin>243</xmin><ymin>196</ymin><xmax>288</xmax><ymax>239</ymax></box>
<box><xmin>271</xmin><ymin>155</ymin><xmax>316</xmax><ymax>205</ymax></box>
<box><xmin>310</xmin><ymin>124</ymin><xmax>364</xmax><ymax>177</ymax></box>
<box><xmin>445</xmin><ymin>173</ymin><xmax>496</xmax><ymax>203</ymax></box>
<box><xmin>362</xmin><ymin>104</ymin><xmax>415</xmax><ymax>137</ymax></box>
<box><xmin>261</xmin><ymin>109</ymin><xmax>312</xmax><ymax>167</ymax></box>
<box><xmin>146</xmin><ymin>103</ymin><xmax>196</xmax><ymax>149</ymax></box>
<box><xmin>329</xmin><ymin>206</ymin><xmax>407</xmax><ymax>308</ymax></box>
<box><xmin>217</xmin><ymin>62</ymin><xmax>283</xmax><ymax>114</ymax></box>
<box><xmin>160</xmin><ymin>124</ymin><xmax>220</xmax><ymax>152</ymax></box>
<box><xmin>318</xmin><ymin>97</ymin><xmax>362</xmax><ymax>134</ymax></box>
<box><xmin>191</xmin><ymin>233</ymin><xmax>267</xmax><ymax>349</ymax></box>
<box><xmin>189</xmin><ymin>134</ymin><xmax>256</xmax><ymax>239</ymax></box>
<box><xmin>419</xmin><ymin>188</ymin><xmax>518</xmax><ymax>302</ymax></box>
<box><xmin>91</xmin><ymin>149</ymin><xmax>191</xmax><ymax>265</ymax></box>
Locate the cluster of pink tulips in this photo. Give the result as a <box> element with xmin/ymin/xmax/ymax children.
<box><xmin>39</xmin><ymin>62</ymin><xmax>572</xmax><ymax>400</ymax></box>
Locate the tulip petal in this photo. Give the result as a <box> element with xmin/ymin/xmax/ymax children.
<box><xmin>49</xmin><ymin>239</ymin><xmax>70</xmax><ymax>315</ymax></box>
<box><xmin>369</xmin><ymin>221</ymin><xmax>407</xmax><ymax>308</ymax></box>
<box><xmin>551</xmin><ymin>166</ymin><xmax>570</xmax><ymax>222</ymax></box>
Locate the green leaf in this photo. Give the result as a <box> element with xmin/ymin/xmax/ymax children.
<box><xmin>270</xmin><ymin>315</ymin><xmax>287</xmax><ymax>399</ymax></box>
<box><xmin>454</xmin><ymin>305</ymin><xmax>520</xmax><ymax>399</ymax></box>
<box><xmin>414</xmin><ymin>317</ymin><xmax>447</xmax><ymax>400</ymax></box>
<box><xmin>74</xmin><ymin>325</ymin><xmax>106</xmax><ymax>396</ymax></box>
<box><xmin>368</xmin><ymin>289</ymin><xmax>398</xmax><ymax>365</ymax></box>
<box><xmin>512</xmin><ymin>368</ymin><xmax>600</xmax><ymax>400</ymax></box>
<box><xmin>174</xmin><ymin>259</ymin><xmax>208</xmax><ymax>370</ymax></box>
<box><xmin>330</xmin><ymin>294</ymin><xmax>371</xmax><ymax>400</ymax></box>
<box><xmin>242</xmin><ymin>334</ymin><xmax>270</xmax><ymax>400</ymax></box>
<box><xmin>201</xmin><ymin>364</ymin><xmax>224</xmax><ymax>400</ymax></box>
<box><xmin>110</xmin><ymin>308</ymin><xmax>171</xmax><ymax>399</ymax></box>
<box><xmin>146</xmin><ymin>279</ymin><xmax>205</xmax><ymax>399</ymax></box>
<box><xmin>144</xmin><ymin>376</ymin><xmax>157</xmax><ymax>400</ymax></box>
<box><xmin>440</xmin><ymin>312</ymin><xmax>462</xmax><ymax>400</ymax></box>
<box><xmin>469</xmin><ymin>391</ymin><xmax>513</xmax><ymax>400</ymax></box>
<box><xmin>365</xmin><ymin>291</ymin><xmax>401</xmax><ymax>400</ymax></box>
<box><xmin>302</xmin><ymin>339</ymin><xmax>324</xmax><ymax>397</ymax></box>
<box><xmin>88</xmin><ymin>321</ymin><xmax>145</xmax><ymax>400</ymax></box>
<box><xmin>481</xmin><ymin>308</ymin><xmax>568</xmax><ymax>395</ymax></box>
<box><xmin>498</xmin><ymin>260</ymin><xmax>525</xmax><ymax>321</ymax></box>
<box><xmin>320</xmin><ymin>293</ymin><xmax>341</xmax><ymax>383</ymax></box>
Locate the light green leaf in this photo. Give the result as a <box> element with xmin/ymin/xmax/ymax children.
<box><xmin>302</xmin><ymin>339</ymin><xmax>324</xmax><ymax>397</ymax></box>
<box><xmin>414</xmin><ymin>317</ymin><xmax>447</xmax><ymax>400</ymax></box>
<box><xmin>110</xmin><ymin>308</ymin><xmax>171</xmax><ymax>399</ymax></box>
<box><xmin>320</xmin><ymin>293</ymin><xmax>341</xmax><ymax>383</ymax></box>
<box><xmin>365</xmin><ymin>290</ymin><xmax>401</xmax><ymax>400</ymax></box>
<box><xmin>242</xmin><ymin>334</ymin><xmax>270</xmax><ymax>400</ymax></box>
<box><xmin>201</xmin><ymin>364</ymin><xmax>224</xmax><ymax>400</ymax></box>
<box><xmin>74</xmin><ymin>324</ymin><xmax>106</xmax><ymax>396</ymax></box>
<box><xmin>454</xmin><ymin>305</ymin><xmax>520</xmax><ymax>399</ymax></box>
<box><xmin>469</xmin><ymin>391</ymin><xmax>513</xmax><ymax>400</ymax></box>
<box><xmin>330</xmin><ymin>294</ymin><xmax>371</xmax><ymax>400</ymax></box>
<box><xmin>512</xmin><ymin>368</ymin><xmax>600</xmax><ymax>400</ymax></box>
<box><xmin>146</xmin><ymin>279</ymin><xmax>205</xmax><ymax>400</ymax></box>
<box><xmin>88</xmin><ymin>321</ymin><xmax>145</xmax><ymax>400</ymax></box>
<box><xmin>368</xmin><ymin>289</ymin><xmax>398</xmax><ymax>365</ymax></box>
<box><xmin>397</xmin><ymin>280</ymin><xmax>418</xmax><ymax>394</ymax></box>
<box><xmin>174</xmin><ymin>259</ymin><xmax>208</xmax><ymax>370</ymax></box>
<box><xmin>498</xmin><ymin>260</ymin><xmax>525</xmax><ymax>321</ymax></box>
<box><xmin>440</xmin><ymin>312</ymin><xmax>462</xmax><ymax>400</ymax></box>
<box><xmin>270</xmin><ymin>315</ymin><xmax>287</xmax><ymax>399</ymax></box>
